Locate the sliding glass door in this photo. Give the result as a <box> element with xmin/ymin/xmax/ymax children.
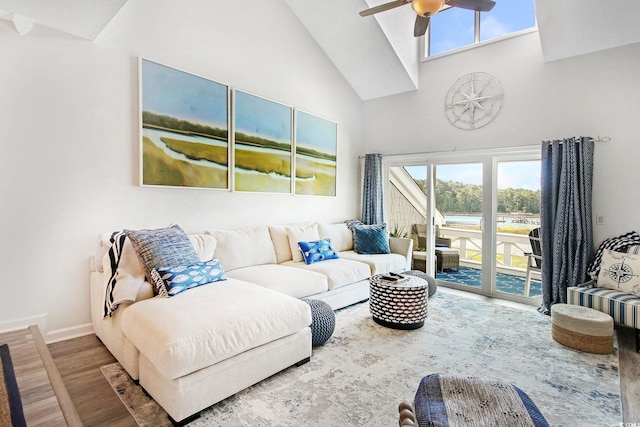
<box><xmin>493</xmin><ymin>159</ymin><xmax>541</xmax><ymax>299</ymax></box>
<box><xmin>385</xmin><ymin>148</ymin><xmax>541</xmax><ymax>305</ymax></box>
<box><xmin>433</xmin><ymin>162</ymin><xmax>484</xmax><ymax>292</ymax></box>
<box><xmin>387</xmin><ymin>165</ymin><xmax>431</xmax><ymax>273</ymax></box>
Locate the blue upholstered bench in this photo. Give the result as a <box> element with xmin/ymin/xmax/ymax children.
<box><xmin>568</xmin><ymin>280</ymin><xmax>640</xmax><ymax>330</ymax></box>
<box><xmin>568</xmin><ymin>280</ymin><xmax>640</xmax><ymax>351</ymax></box>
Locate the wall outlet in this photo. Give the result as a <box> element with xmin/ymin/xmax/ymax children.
<box><xmin>596</xmin><ymin>215</ymin><xmax>605</xmax><ymax>225</ymax></box>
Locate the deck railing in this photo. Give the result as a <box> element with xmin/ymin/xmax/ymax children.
<box><xmin>438</xmin><ymin>227</ymin><xmax>534</xmax><ymax>276</ymax></box>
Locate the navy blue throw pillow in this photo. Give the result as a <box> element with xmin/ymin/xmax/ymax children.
<box><xmin>353</xmin><ymin>224</ymin><xmax>390</xmax><ymax>255</ymax></box>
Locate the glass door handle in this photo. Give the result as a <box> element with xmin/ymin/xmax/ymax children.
<box><xmin>480</xmin><ymin>217</ymin><xmax>485</xmax><ymax>232</ymax></box>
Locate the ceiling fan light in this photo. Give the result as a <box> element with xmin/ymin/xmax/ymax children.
<box><xmin>411</xmin><ymin>0</ymin><xmax>445</xmax><ymax>17</ymax></box>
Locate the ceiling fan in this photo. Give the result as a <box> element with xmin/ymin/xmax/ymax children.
<box><xmin>359</xmin><ymin>0</ymin><xmax>496</xmax><ymax>37</ymax></box>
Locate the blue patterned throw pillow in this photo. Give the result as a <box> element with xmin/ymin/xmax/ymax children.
<box><xmin>125</xmin><ymin>224</ymin><xmax>200</xmax><ymax>293</ymax></box>
<box><xmin>151</xmin><ymin>259</ymin><xmax>227</xmax><ymax>296</ymax></box>
<box><xmin>353</xmin><ymin>224</ymin><xmax>390</xmax><ymax>255</ymax></box>
<box><xmin>298</xmin><ymin>238</ymin><xmax>340</xmax><ymax>265</ymax></box>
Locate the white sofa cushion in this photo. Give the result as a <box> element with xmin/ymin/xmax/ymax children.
<box><xmin>282</xmin><ymin>258</ymin><xmax>370</xmax><ymax>290</ymax></box>
<box><xmin>188</xmin><ymin>234</ymin><xmax>217</xmax><ymax>261</ymax></box>
<box><xmin>226</xmin><ymin>264</ymin><xmax>328</xmax><ymax>298</ymax></box>
<box><xmin>206</xmin><ymin>226</ymin><xmax>277</xmax><ymax>272</ymax></box>
<box><xmin>268</xmin><ymin>226</ymin><xmax>293</xmax><ymax>264</ymax></box>
<box><xmin>120</xmin><ymin>279</ymin><xmax>311</xmax><ymax>380</ymax></box>
<box><xmin>338</xmin><ymin>250</ymin><xmax>407</xmax><ymax>275</ymax></box>
<box><xmin>318</xmin><ymin>223</ymin><xmax>353</xmax><ymax>252</ymax></box>
<box><xmin>285</xmin><ymin>224</ymin><xmax>319</xmax><ymax>262</ymax></box>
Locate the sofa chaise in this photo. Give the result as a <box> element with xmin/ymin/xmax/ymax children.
<box><xmin>90</xmin><ymin>222</ymin><xmax>412</xmax><ymax>423</ymax></box>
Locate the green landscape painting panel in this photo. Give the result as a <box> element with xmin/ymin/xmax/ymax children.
<box><xmin>140</xmin><ymin>58</ymin><xmax>229</xmax><ymax>189</ymax></box>
<box><xmin>295</xmin><ymin>110</ymin><xmax>337</xmax><ymax>196</ymax></box>
<box><xmin>234</xmin><ymin>90</ymin><xmax>292</xmax><ymax>193</ymax></box>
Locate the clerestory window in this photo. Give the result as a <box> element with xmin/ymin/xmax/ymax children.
<box><xmin>423</xmin><ymin>0</ymin><xmax>536</xmax><ymax>59</ymax></box>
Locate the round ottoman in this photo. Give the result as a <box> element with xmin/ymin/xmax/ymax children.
<box><xmin>301</xmin><ymin>298</ymin><xmax>335</xmax><ymax>347</ymax></box>
<box><xmin>369</xmin><ymin>274</ymin><xmax>429</xmax><ymax>330</ymax></box>
<box><xmin>551</xmin><ymin>304</ymin><xmax>614</xmax><ymax>354</ymax></box>
<box><xmin>402</xmin><ymin>270</ymin><xmax>437</xmax><ymax>297</ymax></box>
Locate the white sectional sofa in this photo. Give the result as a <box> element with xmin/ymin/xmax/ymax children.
<box><xmin>90</xmin><ymin>222</ymin><xmax>412</xmax><ymax>423</ymax></box>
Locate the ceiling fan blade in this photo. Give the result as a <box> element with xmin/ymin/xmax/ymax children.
<box><xmin>414</xmin><ymin>14</ymin><xmax>430</xmax><ymax>37</ymax></box>
<box><xmin>359</xmin><ymin>0</ymin><xmax>411</xmax><ymax>17</ymax></box>
<box><xmin>446</xmin><ymin>0</ymin><xmax>495</xmax><ymax>12</ymax></box>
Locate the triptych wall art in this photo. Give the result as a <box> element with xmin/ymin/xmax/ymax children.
<box><xmin>139</xmin><ymin>58</ymin><xmax>337</xmax><ymax>196</ymax></box>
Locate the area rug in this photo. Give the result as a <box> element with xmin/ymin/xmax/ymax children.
<box><xmin>102</xmin><ymin>291</ymin><xmax>621</xmax><ymax>427</ymax></box>
<box><xmin>0</xmin><ymin>344</ymin><xmax>26</xmax><ymax>427</ymax></box>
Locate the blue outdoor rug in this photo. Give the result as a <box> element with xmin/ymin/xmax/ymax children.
<box><xmin>436</xmin><ymin>266</ymin><xmax>542</xmax><ymax>297</ymax></box>
<box><xmin>0</xmin><ymin>344</ymin><xmax>26</xmax><ymax>427</ymax></box>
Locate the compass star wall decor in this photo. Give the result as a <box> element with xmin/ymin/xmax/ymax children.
<box><xmin>444</xmin><ymin>72</ymin><xmax>503</xmax><ymax>130</ymax></box>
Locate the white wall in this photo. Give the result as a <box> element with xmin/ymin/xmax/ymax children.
<box><xmin>362</xmin><ymin>31</ymin><xmax>640</xmax><ymax>246</ymax></box>
<box><xmin>3</xmin><ymin>7</ymin><xmax>639</xmax><ymax>339</ymax></box>
<box><xmin>0</xmin><ymin>0</ymin><xmax>363</xmax><ymax>338</ymax></box>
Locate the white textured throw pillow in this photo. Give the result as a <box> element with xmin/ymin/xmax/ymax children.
<box><xmin>318</xmin><ymin>223</ymin><xmax>354</xmax><ymax>252</ymax></box>
<box><xmin>597</xmin><ymin>249</ymin><xmax>640</xmax><ymax>296</ymax></box>
<box><xmin>286</xmin><ymin>223</ymin><xmax>320</xmax><ymax>262</ymax></box>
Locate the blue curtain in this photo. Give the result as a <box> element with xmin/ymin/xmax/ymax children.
<box><xmin>362</xmin><ymin>153</ymin><xmax>384</xmax><ymax>225</ymax></box>
<box><xmin>539</xmin><ymin>137</ymin><xmax>594</xmax><ymax>314</ymax></box>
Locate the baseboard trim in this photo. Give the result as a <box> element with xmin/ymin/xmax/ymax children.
<box><xmin>45</xmin><ymin>323</ymin><xmax>94</xmax><ymax>344</ymax></box>
<box><xmin>0</xmin><ymin>315</ymin><xmax>94</xmax><ymax>344</ymax></box>
<box><xmin>0</xmin><ymin>313</ymin><xmax>47</xmax><ymax>335</ymax></box>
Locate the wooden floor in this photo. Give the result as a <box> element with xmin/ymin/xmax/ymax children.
<box><xmin>0</xmin><ymin>326</ymin><xmax>83</xmax><ymax>426</ymax></box>
<box><xmin>618</xmin><ymin>326</ymin><xmax>640</xmax><ymax>422</ymax></box>
<box><xmin>39</xmin><ymin>327</ymin><xmax>640</xmax><ymax>426</ymax></box>
<box><xmin>47</xmin><ymin>335</ymin><xmax>136</xmax><ymax>427</ymax></box>
<box><xmin>0</xmin><ymin>328</ymin><xmax>66</xmax><ymax>426</ymax></box>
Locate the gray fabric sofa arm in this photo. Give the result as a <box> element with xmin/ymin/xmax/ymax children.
<box><xmin>389</xmin><ymin>237</ymin><xmax>414</xmax><ymax>271</ymax></box>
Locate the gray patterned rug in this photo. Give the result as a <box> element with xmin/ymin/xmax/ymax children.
<box><xmin>101</xmin><ymin>290</ymin><xmax>621</xmax><ymax>427</ymax></box>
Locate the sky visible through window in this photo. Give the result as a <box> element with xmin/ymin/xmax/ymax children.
<box><xmin>405</xmin><ymin>161</ymin><xmax>541</xmax><ymax>190</ymax></box>
<box><xmin>429</xmin><ymin>0</ymin><xmax>536</xmax><ymax>56</ymax></box>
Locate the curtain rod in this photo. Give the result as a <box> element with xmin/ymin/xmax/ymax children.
<box><xmin>549</xmin><ymin>136</ymin><xmax>611</xmax><ymax>145</ymax></box>
<box><xmin>358</xmin><ymin>137</ymin><xmax>611</xmax><ymax>158</ymax></box>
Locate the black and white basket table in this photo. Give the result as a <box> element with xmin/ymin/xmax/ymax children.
<box><xmin>369</xmin><ymin>274</ymin><xmax>429</xmax><ymax>330</ymax></box>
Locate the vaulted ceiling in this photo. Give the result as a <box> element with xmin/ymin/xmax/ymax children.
<box><xmin>2</xmin><ymin>0</ymin><xmax>640</xmax><ymax>100</ymax></box>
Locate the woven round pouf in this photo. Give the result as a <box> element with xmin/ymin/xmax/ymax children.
<box><xmin>369</xmin><ymin>274</ymin><xmax>429</xmax><ymax>330</ymax></box>
<box><xmin>402</xmin><ymin>270</ymin><xmax>437</xmax><ymax>297</ymax></box>
<box><xmin>551</xmin><ymin>303</ymin><xmax>614</xmax><ymax>354</ymax></box>
<box><xmin>301</xmin><ymin>298</ymin><xmax>335</xmax><ymax>347</ymax></box>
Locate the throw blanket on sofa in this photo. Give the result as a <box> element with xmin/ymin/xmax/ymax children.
<box><xmin>103</xmin><ymin>231</ymin><xmax>147</xmax><ymax>317</ymax></box>
<box><xmin>588</xmin><ymin>231</ymin><xmax>640</xmax><ymax>279</ymax></box>
<box><xmin>104</xmin><ymin>231</ymin><xmax>129</xmax><ymax>317</ymax></box>
<box><xmin>413</xmin><ymin>373</ymin><xmax>549</xmax><ymax>427</ymax></box>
